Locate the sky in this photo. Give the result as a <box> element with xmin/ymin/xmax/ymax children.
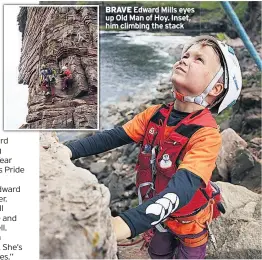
<box><xmin>4</xmin><ymin>5</ymin><xmax>29</xmax><ymax>130</ymax></box>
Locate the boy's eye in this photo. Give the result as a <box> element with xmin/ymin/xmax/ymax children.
<box><xmin>197</xmin><ymin>57</ymin><xmax>204</xmax><ymax>63</ymax></box>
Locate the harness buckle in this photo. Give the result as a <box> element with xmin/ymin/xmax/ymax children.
<box><xmin>155</xmin><ymin>223</ymin><xmax>168</xmax><ymax>232</ymax></box>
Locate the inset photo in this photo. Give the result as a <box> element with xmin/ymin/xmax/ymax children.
<box><xmin>4</xmin><ymin>5</ymin><xmax>99</xmax><ymax>130</ymax></box>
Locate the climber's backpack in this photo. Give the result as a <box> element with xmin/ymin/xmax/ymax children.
<box><xmin>41</xmin><ymin>68</ymin><xmax>53</xmax><ymax>83</ymax></box>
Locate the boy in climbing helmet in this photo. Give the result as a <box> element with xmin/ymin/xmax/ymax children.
<box><xmin>64</xmin><ymin>35</ymin><xmax>242</xmax><ymax>259</ymax></box>
<box><xmin>61</xmin><ymin>63</ymin><xmax>73</xmax><ymax>91</ymax></box>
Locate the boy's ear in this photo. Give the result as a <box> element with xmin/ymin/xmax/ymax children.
<box><xmin>209</xmin><ymin>83</ymin><xmax>224</xmax><ymax>97</ymax></box>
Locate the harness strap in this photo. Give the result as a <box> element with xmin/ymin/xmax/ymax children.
<box><xmin>169</xmin><ymin>202</ymin><xmax>208</xmax><ymax>219</ymax></box>
<box><xmin>137</xmin><ymin>182</ymin><xmax>154</xmax><ymax>205</ymax></box>
<box><xmin>158</xmin><ymin>104</ymin><xmax>173</xmax><ymax>148</ymax></box>
<box><xmin>150</xmin><ymin>146</ymin><xmax>157</xmax><ymax>185</ymax></box>
<box><xmin>173</xmin><ymin>67</ymin><xmax>224</xmax><ymax>107</ymax></box>
<box><xmin>155</xmin><ymin>223</ymin><xmax>168</xmax><ymax>233</ymax></box>
<box><xmin>170</xmin><ymin>199</ymin><xmax>214</xmax><ymax>227</ymax></box>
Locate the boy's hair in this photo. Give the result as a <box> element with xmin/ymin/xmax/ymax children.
<box><xmin>194</xmin><ymin>39</ymin><xmax>227</xmax><ymax>111</ymax></box>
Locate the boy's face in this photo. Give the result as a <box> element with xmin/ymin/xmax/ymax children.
<box><xmin>171</xmin><ymin>43</ymin><xmax>221</xmax><ymax>96</ymax></box>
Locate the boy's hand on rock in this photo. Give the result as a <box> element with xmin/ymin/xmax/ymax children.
<box><xmin>42</xmin><ymin>143</ymin><xmax>72</xmax><ymax>160</ymax></box>
<box><xmin>61</xmin><ymin>145</ymin><xmax>72</xmax><ymax>159</ymax></box>
<box><xmin>111</xmin><ymin>216</ymin><xmax>131</xmax><ymax>241</ymax></box>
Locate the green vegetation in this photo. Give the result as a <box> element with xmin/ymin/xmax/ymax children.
<box><xmin>199</xmin><ymin>2</ymin><xmax>224</xmax><ymax>23</ymax></box>
<box><xmin>140</xmin><ymin>1</ymin><xmax>200</xmax><ymax>8</ymax></box>
<box><xmin>200</xmin><ymin>11</ymin><xmax>224</xmax><ymax>23</ymax></box>
<box><xmin>234</xmin><ymin>1</ymin><xmax>248</xmax><ymax>21</ymax></box>
<box><xmin>131</xmin><ymin>198</ymin><xmax>139</xmax><ymax>207</ymax></box>
<box><xmin>199</xmin><ymin>2</ymin><xmax>248</xmax><ymax>23</ymax></box>
<box><xmin>215</xmin><ymin>107</ymin><xmax>233</xmax><ymax>125</ymax></box>
<box><xmin>216</xmin><ymin>33</ymin><xmax>227</xmax><ymax>41</ymax></box>
<box><xmin>200</xmin><ymin>1</ymin><xmax>221</xmax><ymax>10</ymax></box>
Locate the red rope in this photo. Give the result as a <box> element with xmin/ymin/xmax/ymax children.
<box><xmin>117</xmin><ymin>237</ymin><xmax>144</xmax><ymax>247</ymax></box>
<box><xmin>118</xmin><ymin>229</ymin><xmax>155</xmax><ymax>250</ymax></box>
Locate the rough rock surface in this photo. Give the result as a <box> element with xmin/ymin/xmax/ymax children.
<box><xmin>216</xmin><ymin>128</ymin><xmax>247</xmax><ymax>181</ymax></box>
<box><xmin>17</xmin><ymin>7</ymin><xmax>98</xmax><ymax>129</ymax></box>
<box><xmin>229</xmin><ymin>45</ymin><xmax>262</xmax><ymax>140</ymax></box>
<box><xmin>206</xmin><ymin>182</ymin><xmax>262</xmax><ymax>259</ymax></box>
<box><xmin>216</xmin><ymin>128</ymin><xmax>261</xmax><ymax>193</ymax></box>
<box><xmin>40</xmin><ymin>132</ymin><xmax>117</xmax><ymax>259</ymax></box>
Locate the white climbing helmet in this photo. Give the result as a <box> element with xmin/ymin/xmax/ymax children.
<box><xmin>177</xmin><ymin>35</ymin><xmax>242</xmax><ymax>114</ymax></box>
<box><xmin>62</xmin><ymin>65</ymin><xmax>67</xmax><ymax>71</ymax></box>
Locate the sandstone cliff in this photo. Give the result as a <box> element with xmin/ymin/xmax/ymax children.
<box><xmin>17</xmin><ymin>6</ymin><xmax>98</xmax><ymax>129</ymax></box>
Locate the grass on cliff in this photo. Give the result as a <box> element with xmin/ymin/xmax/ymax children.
<box><xmin>200</xmin><ymin>1</ymin><xmax>248</xmax><ymax>22</ymax></box>
<box><xmin>215</xmin><ymin>107</ymin><xmax>233</xmax><ymax>125</ymax></box>
<box><xmin>234</xmin><ymin>1</ymin><xmax>248</xmax><ymax>20</ymax></box>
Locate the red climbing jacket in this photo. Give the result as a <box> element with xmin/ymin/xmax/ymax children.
<box><xmin>64</xmin><ymin>68</ymin><xmax>72</xmax><ymax>79</ymax></box>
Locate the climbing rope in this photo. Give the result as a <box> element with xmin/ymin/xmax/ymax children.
<box><xmin>117</xmin><ymin>228</ymin><xmax>155</xmax><ymax>250</ymax></box>
<box><xmin>117</xmin><ymin>237</ymin><xmax>144</xmax><ymax>247</ymax></box>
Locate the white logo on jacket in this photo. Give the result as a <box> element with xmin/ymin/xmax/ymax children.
<box><xmin>145</xmin><ymin>193</ymin><xmax>179</xmax><ymax>226</ymax></box>
<box><xmin>149</xmin><ymin>127</ymin><xmax>155</xmax><ymax>135</ymax></box>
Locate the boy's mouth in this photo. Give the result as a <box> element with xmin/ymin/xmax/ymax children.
<box><xmin>175</xmin><ymin>66</ymin><xmax>186</xmax><ymax>73</ymax></box>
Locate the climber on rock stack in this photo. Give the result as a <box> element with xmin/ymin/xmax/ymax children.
<box><xmin>39</xmin><ymin>64</ymin><xmax>57</xmax><ymax>97</ymax></box>
<box><xmin>61</xmin><ymin>63</ymin><xmax>73</xmax><ymax>91</ymax></box>
<box><xmin>63</xmin><ymin>36</ymin><xmax>242</xmax><ymax>259</ymax></box>
<box><xmin>48</xmin><ymin>67</ymin><xmax>57</xmax><ymax>98</ymax></box>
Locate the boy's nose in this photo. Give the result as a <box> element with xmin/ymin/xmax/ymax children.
<box><xmin>179</xmin><ymin>58</ymin><xmax>188</xmax><ymax>66</ymax></box>
<box><xmin>173</xmin><ymin>61</ymin><xmax>180</xmax><ymax>68</ymax></box>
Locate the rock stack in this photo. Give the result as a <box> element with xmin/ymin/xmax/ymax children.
<box><xmin>17</xmin><ymin>7</ymin><xmax>98</xmax><ymax>129</ymax></box>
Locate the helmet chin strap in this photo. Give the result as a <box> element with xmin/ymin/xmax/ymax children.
<box><xmin>172</xmin><ymin>67</ymin><xmax>224</xmax><ymax>107</ymax></box>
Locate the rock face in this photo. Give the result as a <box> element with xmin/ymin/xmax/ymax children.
<box><xmin>207</xmin><ymin>182</ymin><xmax>262</xmax><ymax>259</ymax></box>
<box><xmin>17</xmin><ymin>7</ymin><xmax>98</xmax><ymax>129</ymax></box>
<box><xmin>72</xmin><ymin>142</ymin><xmax>139</xmax><ymax>215</ymax></box>
<box><xmin>40</xmin><ymin>132</ymin><xmax>117</xmax><ymax>259</ymax></box>
<box><xmin>216</xmin><ymin>128</ymin><xmax>248</xmax><ymax>181</ymax></box>
<box><xmin>216</xmin><ymin>128</ymin><xmax>261</xmax><ymax>193</ymax></box>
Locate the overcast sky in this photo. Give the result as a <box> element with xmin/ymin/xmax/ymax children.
<box><xmin>4</xmin><ymin>5</ymin><xmax>28</xmax><ymax>130</ymax></box>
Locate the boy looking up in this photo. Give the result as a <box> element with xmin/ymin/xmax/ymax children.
<box><xmin>65</xmin><ymin>35</ymin><xmax>242</xmax><ymax>259</ymax></box>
